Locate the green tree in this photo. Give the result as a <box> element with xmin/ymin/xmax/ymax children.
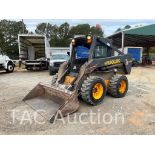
<box><xmin>69</xmin><ymin>24</ymin><xmax>91</xmax><ymax>36</ymax></box>
<box><xmin>35</xmin><ymin>22</ymin><xmax>104</xmax><ymax>47</ymax></box>
<box><xmin>35</xmin><ymin>22</ymin><xmax>60</xmax><ymax>46</ymax></box>
<box><xmin>90</xmin><ymin>26</ymin><xmax>103</xmax><ymax>37</ymax></box>
<box><xmin>58</xmin><ymin>22</ymin><xmax>70</xmax><ymax>39</ymax></box>
<box><xmin>0</xmin><ymin>19</ymin><xmax>28</xmax><ymax>59</ymax></box>
<box><xmin>53</xmin><ymin>22</ymin><xmax>70</xmax><ymax>47</ymax></box>
<box><xmin>35</xmin><ymin>22</ymin><xmax>57</xmax><ymax>39</ymax></box>
<box><xmin>69</xmin><ymin>24</ymin><xmax>103</xmax><ymax>37</ymax></box>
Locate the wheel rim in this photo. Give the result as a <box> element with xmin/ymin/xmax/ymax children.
<box><xmin>119</xmin><ymin>80</ymin><xmax>127</xmax><ymax>94</ymax></box>
<box><xmin>8</xmin><ymin>65</ymin><xmax>13</xmax><ymax>71</ymax></box>
<box><xmin>92</xmin><ymin>83</ymin><xmax>104</xmax><ymax>99</ymax></box>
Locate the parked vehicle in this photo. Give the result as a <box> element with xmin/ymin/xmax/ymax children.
<box><xmin>24</xmin><ymin>57</ymin><xmax>49</xmax><ymax>70</ymax></box>
<box><xmin>115</xmin><ymin>47</ymin><xmax>143</xmax><ymax>66</ymax></box>
<box><xmin>49</xmin><ymin>53</ymin><xmax>70</xmax><ymax>75</ymax></box>
<box><xmin>18</xmin><ymin>34</ymin><xmax>50</xmax><ymax>70</ymax></box>
<box><xmin>0</xmin><ymin>49</ymin><xmax>15</xmax><ymax>73</ymax></box>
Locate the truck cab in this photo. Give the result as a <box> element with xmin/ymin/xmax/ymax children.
<box><xmin>0</xmin><ymin>49</ymin><xmax>15</xmax><ymax>73</ymax></box>
<box><xmin>49</xmin><ymin>53</ymin><xmax>70</xmax><ymax>75</ymax></box>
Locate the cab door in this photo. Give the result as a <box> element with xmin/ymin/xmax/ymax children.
<box><xmin>0</xmin><ymin>51</ymin><xmax>6</xmax><ymax>64</ymax></box>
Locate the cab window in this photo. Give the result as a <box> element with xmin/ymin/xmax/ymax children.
<box><xmin>76</xmin><ymin>46</ymin><xmax>89</xmax><ymax>59</ymax></box>
<box><xmin>94</xmin><ymin>44</ymin><xmax>112</xmax><ymax>58</ymax></box>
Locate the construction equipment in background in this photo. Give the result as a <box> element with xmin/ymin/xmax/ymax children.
<box><xmin>23</xmin><ymin>35</ymin><xmax>132</xmax><ymax>123</ymax></box>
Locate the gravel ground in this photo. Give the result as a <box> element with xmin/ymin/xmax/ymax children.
<box><xmin>0</xmin><ymin>66</ymin><xmax>155</xmax><ymax>135</ymax></box>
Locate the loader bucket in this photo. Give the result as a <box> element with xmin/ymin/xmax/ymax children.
<box><xmin>23</xmin><ymin>83</ymin><xmax>80</xmax><ymax>123</ymax></box>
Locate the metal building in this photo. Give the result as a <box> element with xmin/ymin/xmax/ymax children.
<box><xmin>107</xmin><ymin>24</ymin><xmax>155</xmax><ymax>64</ymax></box>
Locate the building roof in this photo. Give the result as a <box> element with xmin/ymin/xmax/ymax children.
<box><xmin>107</xmin><ymin>24</ymin><xmax>155</xmax><ymax>47</ymax></box>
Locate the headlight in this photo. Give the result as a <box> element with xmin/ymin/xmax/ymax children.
<box><xmin>87</xmin><ymin>36</ymin><xmax>92</xmax><ymax>43</ymax></box>
<box><xmin>71</xmin><ymin>39</ymin><xmax>75</xmax><ymax>45</ymax></box>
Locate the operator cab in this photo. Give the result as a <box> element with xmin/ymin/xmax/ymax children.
<box><xmin>70</xmin><ymin>35</ymin><xmax>92</xmax><ymax>72</ymax></box>
<box><xmin>63</xmin><ymin>36</ymin><xmax>92</xmax><ymax>85</ymax></box>
<box><xmin>70</xmin><ymin>35</ymin><xmax>114</xmax><ymax>72</ymax></box>
<box><xmin>63</xmin><ymin>35</ymin><xmax>116</xmax><ymax>85</ymax></box>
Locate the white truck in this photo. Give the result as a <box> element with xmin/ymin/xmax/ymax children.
<box><xmin>47</xmin><ymin>47</ymin><xmax>70</xmax><ymax>75</ymax></box>
<box><xmin>0</xmin><ymin>49</ymin><xmax>15</xmax><ymax>73</ymax></box>
<box><xmin>18</xmin><ymin>34</ymin><xmax>50</xmax><ymax>70</ymax></box>
<box><xmin>49</xmin><ymin>52</ymin><xmax>70</xmax><ymax>75</ymax></box>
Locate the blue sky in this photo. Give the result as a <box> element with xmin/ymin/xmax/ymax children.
<box><xmin>23</xmin><ymin>19</ymin><xmax>155</xmax><ymax>36</ymax></box>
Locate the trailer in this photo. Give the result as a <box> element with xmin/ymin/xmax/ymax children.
<box><xmin>18</xmin><ymin>34</ymin><xmax>50</xmax><ymax>70</ymax></box>
<box><xmin>115</xmin><ymin>47</ymin><xmax>143</xmax><ymax>65</ymax></box>
<box><xmin>125</xmin><ymin>47</ymin><xmax>143</xmax><ymax>63</ymax></box>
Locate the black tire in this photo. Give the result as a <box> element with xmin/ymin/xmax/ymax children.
<box><xmin>108</xmin><ymin>75</ymin><xmax>128</xmax><ymax>98</ymax></box>
<box><xmin>6</xmin><ymin>62</ymin><xmax>14</xmax><ymax>73</ymax></box>
<box><xmin>49</xmin><ymin>67</ymin><xmax>55</xmax><ymax>75</ymax></box>
<box><xmin>46</xmin><ymin>61</ymin><xmax>49</xmax><ymax>70</ymax></box>
<box><xmin>81</xmin><ymin>76</ymin><xmax>107</xmax><ymax>106</ymax></box>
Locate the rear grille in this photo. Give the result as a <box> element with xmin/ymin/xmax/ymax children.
<box><xmin>54</xmin><ymin>62</ymin><xmax>63</xmax><ymax>67</ymax></box>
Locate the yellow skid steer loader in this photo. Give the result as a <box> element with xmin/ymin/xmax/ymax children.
<box><xmin>23</xmin><ymin>35</ymin><xmax>132</xmax><ymax>123</ymax></box>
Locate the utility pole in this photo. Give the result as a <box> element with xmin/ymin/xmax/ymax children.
<box><xmin>121</xmin><ymin>31</ymin><xmax>125</xmax><ymax>53</ymax></box>
<box><xmin>22</xmin><ymin>19</ymin><xmax>24</xmax><ymax>34</ymax></box>
<box><xmin>46</xmin><ymin>22</ymin><xmax>48</xmax><ymax>38</ymax></box>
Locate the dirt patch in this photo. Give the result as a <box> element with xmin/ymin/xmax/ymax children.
<box><xmin>0</xmin><ymin>67</ymin><xmax>155</xmax><ymax>134</ymax></box>
<box><xmin>128</xmin><ymin>111</ymin><xmax>145</xmax><ymax>127</ymax></box>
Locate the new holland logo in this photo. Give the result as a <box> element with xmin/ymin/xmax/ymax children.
<box><xmin>104</xmin><ymin>59</ymin><xmax>121</xmax><ymax>65</ymax></box>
